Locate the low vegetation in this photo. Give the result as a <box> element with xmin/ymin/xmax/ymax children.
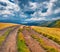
<box><xmin>25</xmin><ymin>27</ymin><xmax>30</xmax><ymax>31</ymax></box>
<box><xmin>17</xmin><ymin>30</ymin><xmax>30</xmax><ymax>52</ymax></box>
<box><xmin>32</xmin><ymin>26</ymin><xmax>60</xmax><ymax>44</ymax></box>
<box><xmin>0</xmin><ymin>23</ymin><xmax>17</xmax><ymax>30</ymax></box>
<box><xmin>31</xmin><ymin>34</ymin><xmax>58</xmax><ymax>52</ymax></box>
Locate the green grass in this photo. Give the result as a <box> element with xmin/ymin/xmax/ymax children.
<box><xmin>0</xmin><ymin>28</ymin><xmax>12</xmax><ymax>45</ymax></box>
<box><xmin>31</xmin><ymin>34</ymin><xmax>58</xmax><ymax>52</ymax></box>
<box><xmin>18</xmin><ymin>28</ymin><xmax>23</xmax><ymax>32</ymax></box>
<box><xmin>17</xmin><ymin>31</ymin><xmax>30</xmax><ymax>52</ymax></box>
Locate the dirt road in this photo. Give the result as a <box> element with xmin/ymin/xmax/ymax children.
<box><xmin>22</xmin><ymin>28</ymin><xmax>45</xmax><ymax>52</ymax></box>
<box><xmin>0</xmin><ymin>25</ymin><xmax>18</xmax><ymax>36</ymax></box>
<box><xmin>0</xmin><ymin>25</ymin><xmax>60</xmax><ymax>52</ymax></box>
<box><xmin>0</xmin><ymin>26</ymin><xmax>20</xmax><ymax>52</ymax></box>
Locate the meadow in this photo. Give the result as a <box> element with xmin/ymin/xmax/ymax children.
<box><xmin>0</xmin><ymin>23</ymin><xmax>60</xmax><ymax>52</ymax></box>
<box><xmin>32</xmin><ymin>26</ymin><xmax>60</xmax><ymax>45</ymax></box>
<box><xmin>31</xmin><ymin>35</ymin><xmax>58</xmax><ymax>52</ymax></box>
<box><xmin>0</xmin><ymin>23</ymin><xmax>17</xmax><ymax>30</ymax></box>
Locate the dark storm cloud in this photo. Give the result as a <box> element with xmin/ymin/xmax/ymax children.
<box><xmin>0</xmin><ymin>2</ymin><xmax>7</xmax><ymax>6</ymax></box>
<box><xmin>9</xmin><ymin>0</ymin><xmax>15</xmax><ymax>3</ymax></box>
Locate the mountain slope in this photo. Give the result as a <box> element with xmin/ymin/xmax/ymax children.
<box><xmin>48</xmin><ymin>19</ymin><xmax>60</xmax><ymax>28</ymax></box>
<box><xmin>22</xmin><ymin>20</ymin><xmax>52</xmax><ymax>27</ymax></box>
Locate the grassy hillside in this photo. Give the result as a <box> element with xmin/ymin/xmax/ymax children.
<box><xmin>32</xmin><ymin>26</ymin><xmax>60</xmax><ymax>44</ymax></box>
<box><xmin>0</xmin><ymin>23</ymin><xmax>60</xmax><ymax>52</ymax></box>
<box><xmin>48</xmin><ymin>20</ymin><xmax>60</xmax><ymax>28</ymax></box>
<box><xmin>0</xmin><ymin>23</ymin><xmax>17</xmax><ymax>30</ymax></box>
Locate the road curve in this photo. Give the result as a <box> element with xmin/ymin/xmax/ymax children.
<box><xmin>0</xmin><ymin>25</ymin><xmax>20</xmax><ymax>52</ymax></box>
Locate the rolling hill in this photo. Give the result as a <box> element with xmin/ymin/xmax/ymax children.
<box><xmin>0</xmin><ymin>23</ymin><xmax>60</xmax><ymax>52</ymax></box>
<box><xmin>24</xmin><ymin>19</ymin><xmax>60</xmax><ymax>28</ymax></box>
<box><xmin>48</xmin><ymin>19</ymin><xmax>60</xmax><ymax>28</ymax></box>
<box><xmin>0</xmin><ymin>23</ymin><xmax>17</xmax><ymax>30</ymax></box>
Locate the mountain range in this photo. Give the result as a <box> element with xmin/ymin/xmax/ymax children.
<box><xmin>22</xmin><ymin>19</ymin><xmax>60</xmax><ymax>28</ymax></box>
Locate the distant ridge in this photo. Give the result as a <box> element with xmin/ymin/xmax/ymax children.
<box><xmin>48</xmin><ymin>19</ymin><xmax>60</xmax><ymax>28</ymax></box>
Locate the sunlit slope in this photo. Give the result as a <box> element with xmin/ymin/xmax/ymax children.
<box><xmin>48</xmin><ymin>19</ymin><xmax>60</xmax><ymax>28</ymax></box>
<box><xmin>32</xmin><ymin>26</ymin><xmax>60</xmax><ymax>44</ymax></box>
<box><xmin>0</xmin><ymin>23</ymin><xmax>17</xmax><ymax>30</ymax></box>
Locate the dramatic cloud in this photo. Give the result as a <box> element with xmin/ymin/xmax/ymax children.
<box><xmin>0</xmin><ymin>0</ymin><xmax>60</xmax><ymax>24</ymax></box>
<box><xmin>30</xmin><ymin>0</ymin><xmax>58</xmax><ymax>17</ymax></box>
<box><xmin>52</xmin><ymin>17</ymin><xmax>60</xmax><ymax>20</ymax></box>
<box><xmin>0</xmin><ymin>0</ymin><xmax>20</xmax><ymax>17</ymax></box>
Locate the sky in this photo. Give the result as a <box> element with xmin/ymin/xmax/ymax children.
<box><xmin>0</xmin><ymin>0</ymin><xmax>60</xmax><ymax>24</ymax></box>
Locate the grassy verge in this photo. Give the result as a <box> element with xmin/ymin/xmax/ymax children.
<box><xmin>17</xmin><ymin>30</ymin><xmax>30</xmax><ymax>52</ymax></box>
<box><xmin>31</xmin><ymin>34</ymin><xmax>58</xmax><ymax>52</ymax></box>
<box><xmin>0</xmin><ymin>28</ymin><xmax>12</xmax><ymax>45</ymax></box>
<box><xmin>0</xmin><ymin>23</ymin><xmax>17</xmax><ymax>30</ymax></box>
<box><xmin>32</xmin><ymin>26</ymin><xmax>60</xmax><ymax>45</ymax></box>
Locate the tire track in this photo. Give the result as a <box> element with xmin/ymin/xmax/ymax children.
<box><xmin>0</xmin><ymin>25</ymin><xmax>18</xmax><ymax>36</ymax></box>
<box><xmin>0</xmin><ymin>25</ymin><xmax>20</xmax><ymax>52</ymax></box>
<box><xmin>28</xmin><ymin>27</ymin><xmax>60</xmax><ymax>52</ymax></box>
<box><xmin>22</xmin><ymin>28</ymin><xmax>46</xmax><ymax>52</ymax></box>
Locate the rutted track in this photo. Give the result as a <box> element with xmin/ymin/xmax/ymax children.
<box><xmin>28</xmin><ymin>27</ymin><xmax>60</xmax><ymax>52</ymax></box>
<box><xmin>0</xmin><ymin>26</ymin><xmax>20</xmax><ymax>52</ymax></box>
<box><xmin>22</xmin><ymin>27</ymin><xmax>45</xmax><ymax>52</ymax></box>
<box><xmin>0</xmin><ymin>25</ymin><xmax>19</xmax><ymax>36</ymax></box>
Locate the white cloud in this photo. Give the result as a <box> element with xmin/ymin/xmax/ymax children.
<box><xmin>29</xmin><ymin>2</ymin><xmax>37</xmax><ymax>10</ymax></box>
<box><xmin>2</xmin><ymin>15</ymin><xmax>8</xmax><ymax>18</ymax></box>
<box><xmin>27</xmin><ymin>0</ymin><xmax>59</xmax><ymax>21</ymax></box>
<box><xmin>52</xmin><ymin>17</ymin><xmax>60</xmax><ymax>20</ymax></box>
<box><xmin>0</xmin><ymin>0</ymin><xmax>20</xmax><ymax>17</ymax></box>
<box><xmin>19</xmin><ymin>12</ymin><xmax>27</xmax><ymax>18</ymax></box>
<box><xmin>0</xmin><ymin>0</ymin><xmax>59</xmax><ymax>21</ymax></box>
<box><xmin>54</xmin><ymin>8</ymin><xmax>60</xmax><ymax>14</ymax></box>
<box><xmin>40</xmin><ymin>0</ymin><xmax>57</xmax><ymax>16</ymax></box>
<box><xmin>25</xmin><ymin>17</ymin><xmax>46</xmax><ymax>21</ymax></box>
<box><xmin>30</xmin><ymin>0</ymin><xmax>58</xmax><ymax>19</ymax></box>
<box><xmin>23</xmin><ymin>1</ymin><xmax>38</xmax><ymax>12</ymax></box>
